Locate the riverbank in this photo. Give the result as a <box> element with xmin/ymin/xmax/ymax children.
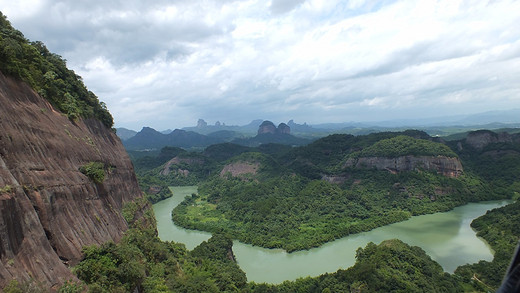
<box><xmin>153</xmin><ymin>186</ymin><xmax>512</xmax><ymax>284</ymax></box>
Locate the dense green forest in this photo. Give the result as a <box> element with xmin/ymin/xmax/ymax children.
<box><xmin>128</xmin><ymin>129</ymin><xmax>520</xmax><ymax>253</ymax></box>
<box><xmin>354</xmin><ymin>135</ymin><xmax>457</xmax><ymax>158</ymax></box>
<box><xmin>165</xmin><ymin>131</ymin><xmax>510</xmax><ymax>251</ymax></box>
<box><xmin>173</xmin><ymin>170</ymin><xmax>487</xmax><ymax>251</ymax></box>
<box><xmin>5</xmin><ymin>198</ymin><xmax>475</xmax><ymax>292</ymax></box>
<box><xmin>7</xmin><ymin>197</ymin><xmax>516</xmax><ymax>292</ymax></box>
<box><xmin>133</xmin><ymin>143</ymin><xmax>293</xmax><ymax>203</ymax></box>
<box><xmin>132</xmin><ymin>130</ymin><xmax>464</xmax><ymax>202</ymax></box>
<box><xmin>0</xmin><ymin>12</ymin><xmax>113</xmax><ymax>128</ymax></box>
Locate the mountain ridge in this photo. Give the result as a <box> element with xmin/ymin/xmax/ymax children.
<box><xmin>0</xmin><ymin>37</ymin><xmax>147</xmax><ymax>291</ymax></box>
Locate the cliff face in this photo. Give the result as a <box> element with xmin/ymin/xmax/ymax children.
<box><xmin>257</xmin><ymin>121</ymin><xmax>277</xmax><ymax>134</ymax></box>
<box><xmin>465</xmin><ymin>130</ymin><xmax>518</xmax><ymax>151</ymax></box>
<box><xmin>0</xmin><ymin>73</ymin><xmax>145</xmax><ymax>288</ymax></box>
<box><xmin>277</xmin><ymin>123</ymin><xmax>290</xmax><ymax>134</ymax></box>
<box><xmin>344</xmin><ymin>155</ymin><xmax>463</xmax><ymax>177</ymax></box>
<box><xmin>160</xmin><ymin>156</ymin><xmax>204</xmax><ymax>176</ymax></box>
<box><xmin>257</xmin><ymin>121</ymin><xmax>291</xmax><ymax>135</ymax></box>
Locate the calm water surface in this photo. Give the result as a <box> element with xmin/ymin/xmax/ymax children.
<box><xmin>153</xmin><ymin>186</ymin><xmax>512</xmax><ymax>284</ymax></box>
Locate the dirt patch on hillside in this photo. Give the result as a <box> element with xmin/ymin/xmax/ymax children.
<box><xmin>220</xmin><ymin>162</ymin><xmax>260</xmax><ymax>178</ymax></box>
<box><xmin>161</xmin><ymin>157</ymin><xmax>204</xmax><ymax>175</ymax></box>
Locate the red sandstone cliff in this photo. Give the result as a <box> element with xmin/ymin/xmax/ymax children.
<box><xmin>257</xmin><ymin>121</ymin><xmax>291</xmax><ymax>135</ymax></box>
<box><xmin>0</xmin><ymin>72</ymin><xmax>145</xmax><ymax>289</ymax></box>
<box><xmin>344</xmin><ymin>155</ymin><xmax>463</xmax><ymax>177</ymax></box>
<box><xmin>465</xmin><ymin>130</ymin><xmax>519</xmax><ymax>151</ymax></box>
<box><xmin>257</xmin><ymin>121</ymin><xmax>277</xmax><ymax>134</ymax></box>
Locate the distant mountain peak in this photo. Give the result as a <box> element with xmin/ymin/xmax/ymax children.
<box><xmin>257</xmin><ymin>120</ymin><xmax>291</xmax><ymax>135</ymax></box>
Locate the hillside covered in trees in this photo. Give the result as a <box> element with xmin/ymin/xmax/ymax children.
<box><xmin>130</xmin><ymin>129</ymin><xmax>520</xmax><ymax>252</ymax></box>
<box><xmin>125</xmin><ymin>128</ymin><xmax>519</xmax><ymax>292</ymax></box>
<box><xmin>36</xmin><ymin>197</ymin><xmax>518</xmax><ymax>292</ymax></box>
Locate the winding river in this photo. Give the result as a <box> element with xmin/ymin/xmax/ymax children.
<box><xmin>153</xmin><ymin>186</ymin><xmax>512</xmax><ymax>284</ymax></box>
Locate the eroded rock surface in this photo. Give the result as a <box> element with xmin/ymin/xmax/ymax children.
<box><xmin>220</xmin><ymin>162</ymin><xmax>260</xmax><ymax>178</ymax></box>
<box><xmin>465</xmin><ymin>130</ymin><xmax>513</xmax><ymax>151</ymax></box>
<box><xmin>161</xmin><ymin>157</ymin><xmax>204</xmax><ymax>176</ymax></box>
<box><xmin>465</xmin><ymin>130</ymin><xmax>520</xmax><ymax>151</ymax></box>
<box><xmin>0</xmin><ymin>73</ymin><xmax>145</xmax><ymax>289</ymax></box>
<box><xmin>344</xmin><ymin>155</ymin><xmax>463</xmax><ymax>177</ymax></box>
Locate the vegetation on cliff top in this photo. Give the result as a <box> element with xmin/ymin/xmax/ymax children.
<box><xmin>0</xmin><ymin>12</ymin><xmax>113</xmax><ymax>128</ymax></box>
<box><xmin>354</xmin><ymin>135</ymin><xmax>457</xmax><ymax>158</ymax></box>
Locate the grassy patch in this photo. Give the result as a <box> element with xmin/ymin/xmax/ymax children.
<box><xmin>79</xmin><ymin>162</ymin><xmax>105</xmax><ymax>184</ymax></box>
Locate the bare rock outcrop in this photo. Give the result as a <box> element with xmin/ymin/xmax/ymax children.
<box><xmin>257</xmin><ymin>121</ymin><xmax>291</xmax><ymax>135</ymax></box>
<box><xmin>344</xmin><ymin>155</ymin><xmax>463</xmax><ymax>177</ymax></box>
<box><xmin>197</xmin><ymin>118</ymin><xmax>208</xmax><ymax>128</ymax></box>
<box><xmin>277</xmin><ymin>123</ymin><xmax>291</xmax><ymax>134</ymax></box>
<box><xmin>322</xmin><ymin>174</ymin><xmax>350</xmax><ymax>184</ymax></box>
<box><xmin>160</xmin><ymin>157</ymin><xmax>204</xmax><ymax>176</ymax></box>
<box><xmin>220</xmin><ymin>162</ymin><xmax>259</xmax><ymax>178</ymax></box>
<box><xmin>0</xmin><ymin>73</ymin><xmax>146</xmax><ymax>289</ymax></box>
<box><xmin>258</xmin><ymin>121</ymin><xmax>277</xmax><ymax>134</ymax></box>
<box><xmin>465</xmin><ymin>130</ymin><xmax>513</xmax><ymax>151</ymax></box>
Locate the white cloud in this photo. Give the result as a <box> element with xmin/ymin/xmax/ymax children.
<box><xmin>1</xmin><ymin>0</ymin><xmax>519</xmax><ymax>129</ymax></box>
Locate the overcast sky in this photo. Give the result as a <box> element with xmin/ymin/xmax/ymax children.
<box><xmin>1</xmin><ymin>0</ymin><xmax>520</xmax><ymax>130</ymax></box>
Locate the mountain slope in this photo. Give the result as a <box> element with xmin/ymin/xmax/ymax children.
<box><xmin>0</xmin><ymin>20</ymin><xmax>147</xmax><ymax>289</ymax></box>
<box><xmin>171</xmin><ymin>131</ymin><xmax>495</xmax><ymax>251</ymax></box>
<box><xmin>115</xmin><ymin>127</ymin><xmax>137</xmax><ymax>141</ymax></box>
<box><xmin>123</xmin><ymin>127</ymin><xmax>224</xmax><ymax>150</ymax></box>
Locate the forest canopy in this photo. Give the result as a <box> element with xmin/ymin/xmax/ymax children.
<box><xmin>355</xmin><ymin>135</ymin><xmax>458</xmax><ymax>158</ymax></box>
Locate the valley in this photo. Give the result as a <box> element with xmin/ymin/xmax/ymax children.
<box><xmin>136</xmin><ymin>130</ymin><xmax>517</xmax><ymax>251</ymax></box>
<box><xmin>154</xmin><ymin>186</ymin><xmax>511</xmax><ymax>284</ymax></box>
<box><xmin>1</xmin><ymin>10</ymin><xmax>520</xmax><ymax>292</ymax></box>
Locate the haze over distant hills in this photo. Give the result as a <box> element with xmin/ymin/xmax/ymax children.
<box><xmin>122</xmin><ymin>120</ymin><xmax>310</xmax><ymax>150</ymax></box>
<box><xmin>308</xmin><ymin>109</ymin><xmax>520</xmax><ymax>129</ymax></box>
<box><xmin>117</xmin><ymin>109</ymin><xmax>520</xmax><ymax>145</ymax></box>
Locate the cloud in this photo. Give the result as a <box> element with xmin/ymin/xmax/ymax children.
<box><xmin>269</xmin><ymin>0</ymin><xmax>306</xmax><ymax>15</ymax></box>
<box><xmin>1</xmin><ymin>0</ymin><xmax>519</xmax><ymax>129</ymax></box>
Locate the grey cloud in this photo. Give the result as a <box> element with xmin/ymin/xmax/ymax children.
<box><xmin>4</xmin><ymin>0</ymin><xmax>519</xmax><ymax>130</ymax></box>
<box><xmin>16</xmin><ymin>0</ymin><xmax>231</xmax><ymax>66</ymax></box>
<box><xmin>351</xmin><ymin>38</ymin><xmax>482</xmax><ymax>80</ymax></box>
<box><xmin>270</xmin><ymin>0</ymin><xmax>306</xmax><ymax>14</ymax></box>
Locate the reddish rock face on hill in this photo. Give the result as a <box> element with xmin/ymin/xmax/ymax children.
<box><xmin>258</xmin><ymin>121</ymin><xmax>278</xmax><ymax>134</ymax></box>
<box><xmin>0</xmin><ymin>73</ymin><xmax>146</xmax><ymax>289</ymax></box>
<box><xmin>344</xmin><ymin>155</ymin><xmax>463</xmax><ymax>177</ymax></box>
<box><xmin>277</xmin><ymin>123</ymin><xmax>290</xmax><ymax>134</ymax></box>
<box><xmin>257</xmin><ymin>120</ymin><xmax>291</xmax><ymax>135</ymax></box>
<box><xmin>465</xmin><ymin>130</ymin><xmax>515</xmax><ymax>151</ymax></box>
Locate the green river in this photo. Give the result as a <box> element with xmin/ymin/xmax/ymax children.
<box><xmin>153</xmin><ymin>186</ymin><xmax>512</xmax><ymax>284</ymax></box>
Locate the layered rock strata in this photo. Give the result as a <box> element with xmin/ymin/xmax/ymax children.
<box><xmin>344</xmin><ymin>155</ymin><xmax>463</xmax><ymax>177</ymax></box>
<box><xmin>0</xmin><ymin>73</ymin><xmax>145</xmax><ymax>289</ymax></box>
